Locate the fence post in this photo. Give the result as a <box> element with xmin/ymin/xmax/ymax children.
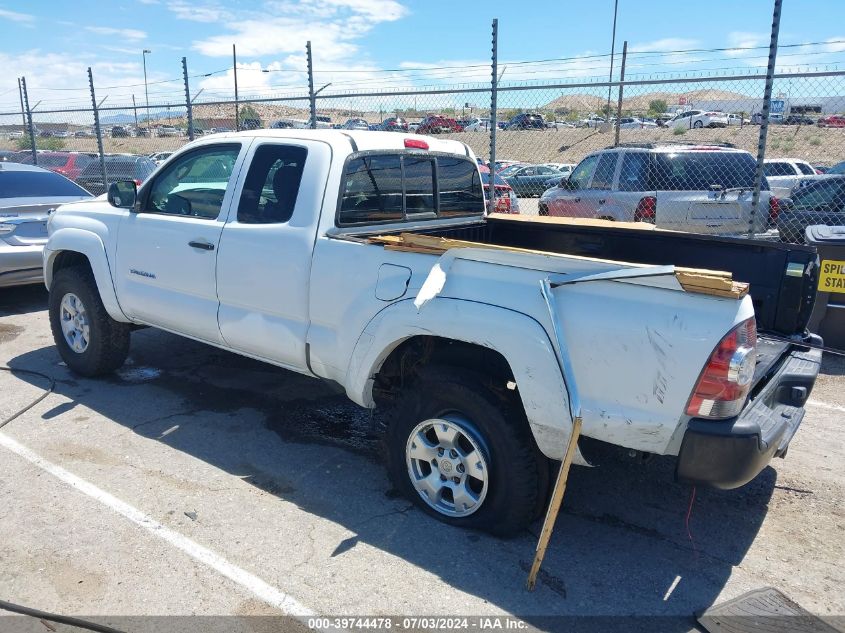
<box><xmin>307</xmin><ymin>41</ymin><xmax>316</xmax><ymax>129</ymax></box>
<box><xmin>182</xmin><ymin>56</ymin><xmax>194</xmax><ymax>141</ymax></box>
<box><xmin>750</xmin><ymin>0</ymin><xmax>782</xmax><ymax>236</ymax></box>
<box><xmin>233</xmin><ymin>44</ymin><xmax>240</xmax><ymax>131</ymax></box>
<box><xmin>20</xmin><ymin>77</ymin><xmax>37</xmax><ymax>165</ymax></box>
<box><xmin>132</xmin><ymin>94</ymin><xmax>139</xmax><ymax>131</ymax></box>
<box><xmin>88</xmin><ymin>67</ymin><xmax>107</xmax><ymax>193</ymax></box>
<box><xmin>487</xmin><ymin>18</ymin><xmax>498</xmax><ymax>215</ymax></box>
<box><xmin>17</xmin><ymin>78</ymin><xmax>27</xmax><ymax>139</ymax></box>
<box><xmin>614</xmin><ymin>41</ymin><xmax>628</xmax><ymax>147</ymax></box>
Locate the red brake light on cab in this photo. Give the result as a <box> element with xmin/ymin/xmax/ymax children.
<box><xmin>404</xmin><ymin>138</ymin><xmax>428</xmax><ymax>150</ymax></box>
<box><xmin>686</xmin><ymin>318</ymin><xmax>757</xmax><ymax>419</ymax></box>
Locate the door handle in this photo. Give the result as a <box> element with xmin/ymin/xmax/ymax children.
<box><xmin>573</xmin><ymin>197</ymin><xmax>581</xmax><ymax>203</ymax></box>
<box><xmin>188</xmin><ymin>240</ymin><xmax>215</xmax><ymax>251</ymax></box>
<box><xmin>598</xmin><ymin>199</ymin><xmax>606</xmax><ymax>205</ymax></box>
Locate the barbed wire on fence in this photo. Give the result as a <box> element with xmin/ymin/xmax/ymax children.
<box><xmin>2</xmin><ymin>26</ymin><xmax>845</xmax><ymax>244</ymax></box>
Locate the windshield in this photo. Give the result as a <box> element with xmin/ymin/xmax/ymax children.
<box><xmin>0</xmin><ymin>171</ymin><xmax>91</xmax><ymax>198</ymax></box>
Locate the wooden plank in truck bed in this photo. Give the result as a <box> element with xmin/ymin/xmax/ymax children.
<box><xmin>368</xmin><ymin>232</ymin><xmax>749</xmax><ymax>300</ymax></box>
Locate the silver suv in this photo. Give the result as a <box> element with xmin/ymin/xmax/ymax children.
<box><xmin>538</xmin><ymin>143</ymin><xmax>774</xmax><ymax>235</ymax></box>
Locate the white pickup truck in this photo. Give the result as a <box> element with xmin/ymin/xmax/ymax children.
<box><xmin>43</xmin><ymin>130</ymin><xmax>822</xmax><ymax>536</ymax></box>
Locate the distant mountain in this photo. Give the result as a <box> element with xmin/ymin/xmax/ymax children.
<box><xmin>100</xmin><ymin>110</ymin><xmax>180</xmax><ymax>125</ymax></box>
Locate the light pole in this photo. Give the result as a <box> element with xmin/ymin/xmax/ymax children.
<box><xmin>142</xmin><ymin>49</ymin><xmax>151</xmax><ymax>129</ymax></box>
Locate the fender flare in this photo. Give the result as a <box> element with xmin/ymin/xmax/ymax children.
<box><xmin>345</xmin><ymin>297</ymin><xmax>577</xmax><ymax>461</ymax></box>
<box><xmin>44</xmin><ymin>228</ymin><xmax>129</xmax><ymax>322</ymax></box>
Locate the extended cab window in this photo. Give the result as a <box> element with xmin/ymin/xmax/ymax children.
<box><xmin>437</xmin><ymin>156</ymin><xmax>484</xmax><ymax>217</ymax></box>
<box><xmin>145</xmin><ymin>144</ymin><xmax>240</xmax><ymax>219</ymax></box>
<box><xmin>238</xmin><ymin>144</ymin><xmax>307</xmax><ymax>224</ymax></box>
<box><xmin>338</xmin><ymin>153</ymin><xmax>481</xmax><ymax>225</ymax></box>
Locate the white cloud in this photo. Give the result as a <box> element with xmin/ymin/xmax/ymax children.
<box><xmin>725</xmin><ymin>31</ymin><xmax>766</xmax><ymax>57</ymax></box>
<box><xmin>137</xmin><ymin>0</ymin><xmax>159</xmax><ymax>4</ymax></box>
<box><xmin>630</xmin><ymin>38</ymin><xmax>699</xmax><ymax>54</ymax></box>
<box><xmin>0</xmin><ymin>7</ymin><xmax>35</xmax><ymax>23</ymax></box>
<box><xmin>823</xmin><ymin>37</ymin><xmax>845</xmax><ymax>54</ymax></box>
<box><xmin>86</xmin><ymin>26</ymin><xmax>148</xmax><ymax>41</ymax></box>
<box><xmin>189</xmin><ymin>0</ymin><xmax>407</xmax><ymax>66</ymax></box>
<box><xmin>167</xmin><ymin>0</ymin><xmax>231</xmax><ymax>22</ymax></box>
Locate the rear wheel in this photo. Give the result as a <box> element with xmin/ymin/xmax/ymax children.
<box><xmin>386</xmin><ymin>366</ymin><xmax>548</xmax><ymax>537</ymax></box>
<box><xmin>538</xmin><ymin>203</ymin><xmax>549</xmax><ymax>216</ymax></box>
<box><xmin>693</xmin><ymin>120</ymin><xmax>704</xmax><ymax>129</ymax></box>
<box><xmin>49</xmin><ymin>266</ymin><xmax>131</xmax><ymax>376</ymax></box>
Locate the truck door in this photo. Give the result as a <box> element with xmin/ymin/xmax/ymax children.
<box><xmin>216</xmin><ymin>139</ymin><xmax>332</xmax><ymax>370</ymax></box>
<box><xmin>114</xmin><ymin>142</ymin><xmax>247</xmax><ymax>343</ymax></box>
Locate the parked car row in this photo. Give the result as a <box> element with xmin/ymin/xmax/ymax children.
<box><xmin>2</xmin><ymin>150</ymin><xmax>158</xmax><ymax>196</ymax></box>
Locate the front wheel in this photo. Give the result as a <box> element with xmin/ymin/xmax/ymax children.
<box><xmin>693</xmin><ymin>120</ymin><xmax>704</xmax><ymax>129</ymax></box>
<box><xmin>386</xmin><ymin>366</ymin><xmax>548</xmax><ymax>537</ymax></box>
<box><xmin>49</xmin><ymin>266</ymin><xmax>131</xmax><ymax>377</ymax></box>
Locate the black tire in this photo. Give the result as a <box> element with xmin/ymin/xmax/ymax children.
<box><xmin>386</xmin><ymin>365</ymin><xmax>548</xmax><ymax>537</ymax></box>
<box><xmin>49</xmin><ymin>266</ymin><xmax>131</xmax><ymax>377</ymax></box>
<box><xmin>538</xmin><ymin>204</ymin><xmax>549</xmax><ymax>216</ymax></box>
<box><xmin>693</xmin><ymin>120</ymin><xmax>704</xmax><ymax>129</ymax></box>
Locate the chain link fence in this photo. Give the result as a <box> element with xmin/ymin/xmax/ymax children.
<box><xmin>2</xmin><ymin>53</ymin><xmax>844</xmax><ymax>243</ymax></box>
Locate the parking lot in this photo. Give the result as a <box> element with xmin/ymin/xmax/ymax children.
<box><xmin>1</xmin><ymin>285</ymin><xmax>844</xmax><ymax>632</ymax></box>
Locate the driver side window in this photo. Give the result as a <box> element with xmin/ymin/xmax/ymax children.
<box><xmin>145</xmin><ymin>144</ymin><xmax>241</xmax><ymax>219</ymax></box>
<box><xmin>569</xmin><ymin>154</ymin><xmax>599</xmax><ymax>190</ymax></box>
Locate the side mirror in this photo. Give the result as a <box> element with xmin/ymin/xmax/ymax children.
<box><xmin>107</xmin><ymin>181</ymin><xmax>137</xmax><ymax>209</ymax></box>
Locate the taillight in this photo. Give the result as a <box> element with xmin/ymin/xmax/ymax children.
<box><xmin>404</xmin><ymin>138</ymin><xmax>428</xmax><ymax>150</ymax></box>
<box><xmin>134</xmin><ymin>179</ymin><xmax>143</xmax><ymax>186</ymax></box>
<box><xmin>494</xmin><ymin>188</ymin><xmax>512</xmax><ymax>213</ymax></box>
<box><xmin>768</xmin><ymin>196</ymin><xmax>780</xmax><ymax>224</ymax></box>
<box><xmin>686</xmin><ymin>318</ymin><xmax>757</xmax><ymax>419</ymax></box>
<box><xmin>634</xmin><ymin>196</ymin><xmax>656</xmax><ymax>222</ymax></box>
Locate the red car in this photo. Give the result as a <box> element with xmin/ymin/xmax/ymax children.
<box><xmin>818</xmin><ymin>115</ymin><xmax>845</xmax><ymax>128</ymax></box>
<box><xmin>18</xmin><ymin>151</ymin><xmax>97</xmax><ymax>181</ymax></box>
<box><xmin>416</xmin><ymin>116</ymin><xmax>463</xmax><ymax>134</ymax></box>
<box><xmin>481</xmin><ymin>172</ymin><xmax>520</xmax><ymax>214</ymax></box>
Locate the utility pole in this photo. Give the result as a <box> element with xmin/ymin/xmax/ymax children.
<box><xmin>233</xmin><ymin>44</ymin><xmax>240</xmax><ymax>131</ymax></box>
<box><xmin>88</xmin><ymin>67</ymin><xmax>107</xmax><ymax>191</ymax></box>
<box><xmin>614</xmin><ymin>41</ymin><xmax>628</xmax><ymax>147</ymax></box>
<box><xmin>488</xmin><ymin>19</ymin><xmax>498</xmax><ymax>214</ymax></box>
<box><xmin>306</xmin><ymin>41</ymin><xmax>317</xmax><ymax>129</ymax></box>
<box><xmin>182</xmin><ymin>56</ymin><xmax>194</xmax><ymax>141</ymax></box>
<box><xmin>20</xmin><ymin>77</ymin><xmax>37</xmax><ymax>165</ymax></box>
<box><xmin>749</xmin><ymin>0</ymin><xmax>782</xmax><ymax>237</ymax></box>
<box><xmin>17</xmin><ymin>78</ymin><xmax>26</xmax><ymax>138</ymax></box>
<box><xmin>605</xmin><ymin>0</ymin><xmax>619</xmax><ymax>120</ymax></box>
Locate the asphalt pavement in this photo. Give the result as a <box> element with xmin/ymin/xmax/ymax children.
<box><xmin>1</xmin><ymin>285</ymin><xmax>843</xmax><ymax>633</ymax></box>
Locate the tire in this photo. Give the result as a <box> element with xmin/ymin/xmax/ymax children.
<box><xmin>386</xmin><ymin>365</ymin><xmax>548</xmax><ymax>537</ymax></box>
<box><xmin>693</xmin><ymin>120</ymin><xmax>704</xmax><ymax>129</ymax></box>
<box><xmin>49</xmin><ymin>266</ymin><xmax>131</xmax><ymax>377</ymax></box>
<box><xmin>538</xmin><ymin>204</ymin><xmax>549</xmax><ymax>216</ymax></box>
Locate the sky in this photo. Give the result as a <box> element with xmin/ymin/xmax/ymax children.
<box><xmin>1</xmin><ymin>0</ymin><xmax>844</xmax><ymax>111</ymax></box>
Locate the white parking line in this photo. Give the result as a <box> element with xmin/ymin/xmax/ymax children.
<box><xmin>0</xmin><ymin>431</ymin><xmax>315</xmax><ymax>620</ymax></box>
<box><xmin>807</xmin><ymin>399</ymin><xmax>845</xmax><ymax>414</ymax></box>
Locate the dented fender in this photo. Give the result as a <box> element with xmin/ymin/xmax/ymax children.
<box><xmin>345</xmin><ymin>297</ymin><xmax>582</xmax><ymax>462</ymax></box>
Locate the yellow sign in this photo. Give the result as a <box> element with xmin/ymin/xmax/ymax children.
<box><xmin>819</xmin><ymin>259</ymin><xmax>845</xmax><ymax>294</ymax></box>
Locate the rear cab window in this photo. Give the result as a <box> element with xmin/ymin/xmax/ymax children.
<box><xmin>337</xmin><ymin>152</ymin><xmax>483</xmax><ymax>226</ymax></box>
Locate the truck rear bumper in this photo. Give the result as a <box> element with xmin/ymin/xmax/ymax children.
<box><xmin>676</xmin><ymin>340</ymin><xmax>822</xmax><ymax>489</ymax></box>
